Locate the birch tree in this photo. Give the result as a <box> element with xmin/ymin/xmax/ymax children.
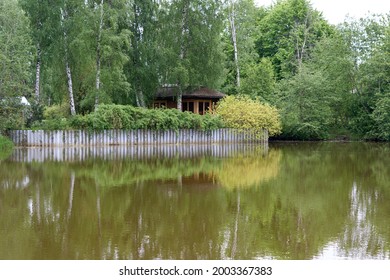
<box><xmin>20</xmin><ymin>0</ymin><xmax>43</xmax><ymax>101</ymax></box>
<box><xmin>222</xmin><ymin>0</ymin><xmax>260</xmax><ymax>94</ymax></box>
<box><xmin>127</xmin><ymin>0</ymin><xmax>161</xmax><ymax>107</ymax></box>
<box><xmin>228</xmin><ymin>0</ymin><xmax>240</xmax><ymax>88</ymax></box>
<box><xmin>60</xmin><ymin>4</ymin><xmax>76</xmax><ymax>116</ymax></box>
<box><xmin>160</xmin><ymin>0</ymin><xmax>225</xmax><ymax>109</ymax></box>
<box><xmin>95</xmin><ymin>0</ymin><xmax>104</xmax><ymax>110</ymax></box>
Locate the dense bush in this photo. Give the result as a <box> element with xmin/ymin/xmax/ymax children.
<box><xmin>0</xmin><ymin>99</ymin><xmax>26</xmax><ymax>131</ymax></box>
<box><xmin>367</xmin><ymin>93</ymin><xmax>390</xmax><ymax>141</ymax></box>
<box><xmin>44</xmin><ymin>104</ymin><xmax>225</xmax><ymax>131</ymax></box>
<box><xmin>215</xmin><ymin>95</ymin><xmax>281</xmax><ymax>136</ymax></box>
<box><xmin>0</xmin><ymin>135</ymin><xmax>14</xmax><ymax>160</ymax></box>
<box><xmin>43</xmin><ymin>104</ymin><xmax>70</xmax><ymax>120</ymax></box>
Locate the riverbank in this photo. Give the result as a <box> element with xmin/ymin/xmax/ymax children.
<box><xmin>0</xmin><ymin>135</ymin><xmax>14</xmax><ymax>160</ymax></box>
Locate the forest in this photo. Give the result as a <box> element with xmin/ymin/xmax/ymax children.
<box><xmin>0</xmin><ymin>0</ymin><xmax>389</xmax><ymax>140</ymax></box>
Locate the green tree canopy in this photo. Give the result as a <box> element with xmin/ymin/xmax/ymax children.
<box><xmin>0</xmin><ymin>0</ymin><xmax>33</xmax><ymax>130</ymax></box>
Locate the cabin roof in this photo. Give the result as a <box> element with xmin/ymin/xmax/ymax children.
<box><xmin>156</xmin><ymin>86</ymin><xmax>225</xmax><ymax>100</ymax></box>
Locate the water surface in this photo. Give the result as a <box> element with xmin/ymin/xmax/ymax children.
<box><xmin>1</xmin><ymin>142</ymin><xmax>390</xmax><ymax>259</ymax></box>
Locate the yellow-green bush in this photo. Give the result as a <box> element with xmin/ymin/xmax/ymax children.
<box><xmin>215</xmin><ymin>95</ymin><xmax>281</xmax><ymax>136</ymax></box>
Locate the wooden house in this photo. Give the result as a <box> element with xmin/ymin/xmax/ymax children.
<box><xmin>153</xmin><ymin>86</ymin><xmax>225</xmax><ymax>115</ymax></box>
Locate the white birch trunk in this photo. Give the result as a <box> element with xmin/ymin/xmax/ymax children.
<box><xmin>135</xmin><ymin>90</ymin><xmax>146</xmax><ymax>108</ymax></box>
<box><xmin>95</xmin><ymin>0</ymin><xmax>104</xmax><ymax>111</ymax></box>
<box><xmin>177</xmin><ymin>3</ymin><xmax>188</xmax><ymax>110</ymax></box>
<box><xmin>65</xmin><ymin>58</ymin><xmax>76</xmax><ymax>115</ymax></box>
<box><xmin>61</xmin><ymin>7</ymin><xmax>76</xmax><ymax>116</ymax></box>
<box><xmin>35</xmin><ymin>44</ymin><xmax>41</xmax><ymax>100</ymax></box>
<box><xmin>177</xmin><ymin>88</ymin><xmax>182</xmax><ymax>110</ymax></box>
<box><xmin>295</xmin><ymin>16</ymin><xmax>309</xmax><ymax>68</ymax></box>
<box><xmin>229</xmin><ymin>0</ymin><xmax>240</xmax><ymax>88</ymax></box>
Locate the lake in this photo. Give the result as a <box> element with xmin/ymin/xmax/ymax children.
<box><xmin>1</xmin><ymin>142</ymin><xmax>389</xmax><ymax>259</ymax></box>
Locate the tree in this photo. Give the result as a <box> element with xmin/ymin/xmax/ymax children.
<box><xmin>339</xmin><ymin>14</ymin><xmax>389</xmax><ymax>139</ymax></box>
<box><xmin>159</xmin><ymin>0</ymin><xmax>225</xmax><ymax>109</ymax></box>
<box><xmin>366</xmin><ymin>20</ymin><xmax>390</xmax><ymax>140</ymax></box>
<box><xmin>222</xmin><ymin>0</ymin><xmax>262</xmax><ymax>94</ymax></box>
<box><xmin>19</xmin><ymin>0</ymin><xmax>47</xmax><ymax>102</ymax></box>
<box><xmin>126</xmin><ymin>0</ymin><xmax>161</xmax><ymax>107</ymax></box>
<box><xmin>0</xmin><ymin>0</ymin><xmax>33</xmax><ymax>130</ymax></box>
<box><xmin>277</xmin><ymin>32</ymin><xmax>356</xmax><ymax>140</ymax></box>
<box><xmin>276</xmin><ymin>64</ymin><xmax>333</xmax><ymax>140</ymax></box>
<box><xmin>255</xmin><ymin>0</ymin><xmax>333</xmax><ymax>79</ymax></box>
<box><xmin>240</xmin><ymin>57</ymin><xmax>275</xmax><ymax>102</ymax></box>
<box><xmin>67</xmin><ymin>0</ymin><xmax>131</xmax><ymax>112</ymax></box>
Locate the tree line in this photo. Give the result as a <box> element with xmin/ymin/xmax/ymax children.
<box><xmin>0</xmin><ymin>0</ymin><xmax>389</xmax><ymax>140</ymax></box>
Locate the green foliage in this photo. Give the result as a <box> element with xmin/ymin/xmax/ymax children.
<box><xmin>0</xmin><ymin>0</ymin><xmax>34</xmax><ymax>97</ymax></box>
<box><xmin>369</xmin><ymin>93</ymin><xmax>390</xmax><ymax>141</ymax></box>
<box><xmin>215</xmin><ymin>95</ymin><xmax>281</xmax><ymax>136</ymax></box>
<box><xmin>240</xmin><ymin>57</ymin><xmax>276</xmax><ymax>102</ymax></box>
<box><xmin>29</xmin><ymin>104</ymin><xmax>72</xmax><ymax>130</ymax></box>
<box><xmin>0</xmin><ymin>100</ymin><xmax>26</xmax><ymax>131</ymax></box>
<box><xmin>275</xmin><ymin>65</ymin><xmax>334</xmax><ymax>140</ymax></box>
<box><xmin>0</xmin><ymin>0</ymin><xmax>34</xmax><ymax>131</ymax></box>
<box><xmin>0</xmin><ymin>135</ymin><xmax>14</xmax><ymax>160</ymax></box>
<box><xmin>255</xmin><ymin>0</ymin><xmax>333</xmax><ymax>78</ymax></box>
<box><xmin>43</xmin><ymin>104</ymin><xmax>70</xmax><ymax>120</ymax></box>
<box><xmin>339</xmin><ymin>15</ymin><xmax>390</xmax><ymax>140</ymax></box>
<box><xmin>65</xmin><ymin>105</ymin><xmax>225</xmax><ymax>131</ymax></box>
<box><xmin>159</xmin><ymin>0</ymin><xmax>225</xmax><ymax>90</ymax></box>
<box><xmin>222</xmin><ymin>0</ymin><xmax>260</xmax><ymax>93</ymax></box>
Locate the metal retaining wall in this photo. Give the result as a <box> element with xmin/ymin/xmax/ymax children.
<box><xmin>8</xmin><ymin>129</ymin><xmax>268</xmax><ymax>147</ymax></box>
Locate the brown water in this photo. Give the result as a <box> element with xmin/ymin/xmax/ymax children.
<box><xmin>1</xmin><ymin>142</ymin><xmax>390</xmax><ymax>260</ymax></box>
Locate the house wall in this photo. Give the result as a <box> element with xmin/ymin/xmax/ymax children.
<box><xmin>153</xmin><ymin>98</ymin><xmax>219</xmax><ymax>114</ymax></box>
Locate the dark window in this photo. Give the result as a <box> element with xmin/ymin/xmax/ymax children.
<box><xmin>153</xmin><ymin>102</ymin><xmax>167</xmax><ymax>108</ymax></box>
<box><xmin>189</xmin><ymin>102</ymin><xmax>194</xmax><ymax>113</ymax></box>
<box><xmin>199</xmin><ymin>102</ymin><xmax>204</xmax><ymax>115</ymax></box>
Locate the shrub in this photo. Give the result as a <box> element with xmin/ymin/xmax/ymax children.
<box><xmin>43</xmin><ymin>104</ymin><xmax>70</xmax><ymax>120</ymax></box>
<box><xmin>67</xmin><ymin>104</ymin><xmax>225</xmax><ymax>131</ymax></box>
<box><xmin>0</xmin><ymin>135</ymin><xmax>14</xmax><ymax>160</ymax></box>
<box><xmin>68</xmin><ymin>115</ymin><xmax>94</xmax><ymax>130</ymax></box>
<box><xmin>0</xmin><ymin>100</ymin><xmax>25</xmax><ymax>131</ymax></box>
<box><xmin>215</xmin><ymin>95</ymin><xmax>281</xmax><ymax>136</ymax></box>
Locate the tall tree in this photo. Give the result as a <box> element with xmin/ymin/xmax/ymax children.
<box><xmin>228</xmin><ymin>0</ymin><xmax>240</xmax><ymax>88</ymax></box>
<box><xmin>255</xmin><ymin>0</ymin><xmax>333</xmax><ymax>78</ymax></box>
<box><xmin>222</xmin><ymin>0</ymin><xmax>265</xmax><ymax>95</ymax></box>
<box><xmin>126</xmin><ymin>0</ymin><xmax>161</xmax><ymax>107</ymax></box>
<box><xmin>60</xmin><ymin>1</ymin><xmax>76</xmax><ymax>116</ymax></box>
<box><xmin>19</xmin><ymin>0</ymin><xmax>49</xmax><ymax>102</ymax></box>
<box><xmin>95</xmin><ymin>0</ymin><xmax>104</xmax><ymax>110</ymax></box>
<box><xmin>339</xmin><ymin>14</ymin><xmax>389</xmax><ymax>139</ymax></box>
<box><xmin>159</xmin><ymin>0</ymin><xmax>225</xmax><ymax>109</ymax></box>
<box><xmin>0</xmin><ymin>0</ymin><xmax>33</xmax><ymax>130</ymax></box>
